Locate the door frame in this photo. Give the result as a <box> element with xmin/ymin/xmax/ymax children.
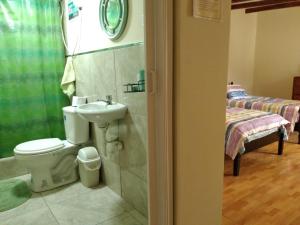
<box><xmin>145</xmin><ymin>0</ymin><xmax>174</xmax><ymax>225</ymax></box>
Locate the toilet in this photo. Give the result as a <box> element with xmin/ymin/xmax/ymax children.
<box><xmin>14</xmin><ymin>106</ymin><xmax>89</xmax><ymax>192</ymax></box>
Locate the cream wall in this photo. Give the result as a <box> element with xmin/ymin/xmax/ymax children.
<box><xmin>174</xmin><ymin>1</ymin><xmax>231</xmax><ymax>225</ymax></box>
<box><xmin>253</xmin><ymin>8</ymin><xmax>300</xmax><ymax>98</ymax></box>
<box><xmin>228</xmin><ymin>10</ymin><xmax>257</xmax><ymax>93</ymax></box>
<box><xmin>63</xmin><ymin>0</ymin><xmax>144</xmax><ymax>55</ymax></box>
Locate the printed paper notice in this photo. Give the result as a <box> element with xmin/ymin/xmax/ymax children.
<box><xmin>193</xmin><ymin>0</ymin><xmax>222</xmax><ymax>22</ymax></box>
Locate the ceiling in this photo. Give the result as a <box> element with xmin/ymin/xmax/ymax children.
<box><xmin>231</xmin><ymin>0</ymin><xmax>300</xmax><ymax>13</ymax></box>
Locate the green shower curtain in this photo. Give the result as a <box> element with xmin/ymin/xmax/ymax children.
<box><xmin>0</xmin><ymin>0</ymin><xmax>68</xmax><ymax>158</ymax></box>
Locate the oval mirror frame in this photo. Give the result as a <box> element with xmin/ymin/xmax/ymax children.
<box><xmin>99</xmin><ymin>0</ymin><xmax>128</xmax><ymax>40</ymax></box>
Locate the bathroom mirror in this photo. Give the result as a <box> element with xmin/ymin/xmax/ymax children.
<box><xmin>99</xmin><ymin>0</ymin><xmax>128</xmax><ymax>40</ymax></box>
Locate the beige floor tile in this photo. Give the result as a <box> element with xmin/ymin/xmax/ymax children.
<box><xmin>1</xmin><ymin>207</ymin><xmax>59</xmax><ymax>225</ymax></box>
<box><xmin>46</xmin><ymin>186</ymin><xmax>132</xmax><ymax>225</ymax></box>
<box><xmin>97</xmin><ymin>212</ymin><xmax>142</xmax><ymax>225</ymax></box>
<box><xmin>128</xmin><ymin>210</ymin><xmax>148</xmax><ymax>225</ymax></box>
<box><xmin>41</xmin><ymin>181</ymin><xmax>104</xmax><ymax>204</ymax></box>
<box><xmin>0</xmin><ymin>177</ymin><xmax>144</xmax><ymax>225</ymax></box>
<box><xmin>0</xmin><ymin>193</ymin><xmax>44</xmax><ymax>221</ymax></box>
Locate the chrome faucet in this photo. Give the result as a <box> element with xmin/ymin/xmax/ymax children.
<box><xmin>98</xmin><ymin>95</ymin><xmax>113</xmax><ymax>105</ymax></box>
<box><xmin>106</xmin><ymin>95</ymin><xmax>112</xmax><ymax>105</ymax></box>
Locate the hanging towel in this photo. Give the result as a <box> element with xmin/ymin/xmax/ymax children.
<box><xmin>61</xmin><ymin>57</ymin><xmax>76</xmax><ymax>98</ymax></box>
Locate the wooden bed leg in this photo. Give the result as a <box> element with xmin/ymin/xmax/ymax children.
<box><xmin>233</xmin><ymin>153</ymin><xmax>241</xmax><ymax>176</ymax></box>
<box><xmin>278</xmin><ymin>131</ymin><xmax>284</xmax><ymax>155</ymax></box>
<box><xmin>295</xmin><ymin>122</ymin><xmax>300</xmax><ymax>144</ymax></box>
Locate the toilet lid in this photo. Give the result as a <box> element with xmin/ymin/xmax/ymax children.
<box><xmin>14</xmin><ymin>138</ymin><xmax>64</xmax><ymax>155</ymax></box>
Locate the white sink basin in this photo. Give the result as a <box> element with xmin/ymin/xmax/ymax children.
<box><xmin>77</xmin><ymin>101</ymin><xmax>127</xmax><ymax>126</ymax></box>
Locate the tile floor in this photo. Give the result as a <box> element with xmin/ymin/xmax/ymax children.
<box><xmin>0</xmin><ymin>175</ymin><xmax>148</xmax><ymax>225</ymax></box>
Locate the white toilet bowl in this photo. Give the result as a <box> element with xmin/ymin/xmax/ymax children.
<box><xmin>14</xmin><ymin>106</ymin><xmax>90</xmax><ymax>192</ymax></box>
<box><xmin>14</xmin><ymin>139</ymin><xmax>83</xmax><ymax>192</ymax></box>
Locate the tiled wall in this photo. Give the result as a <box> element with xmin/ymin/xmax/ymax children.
<box><xmin>73</xmin><ymin>44</ymin><xmax>148</xmax><ymax>217</ymax></box>
<box><xmin>0</xmin><ymin>157</ymin><xmax>28</xmax><ymax>180</ymax></box>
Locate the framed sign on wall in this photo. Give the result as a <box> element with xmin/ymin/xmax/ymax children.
<box><xmin>193</xmin><ymin>0</ymin><xmax>222</xmax><ymax>22</ymax></box>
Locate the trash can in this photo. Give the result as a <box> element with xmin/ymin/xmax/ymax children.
<box><xmin>77</xmin><ymin>147</ymin><xmax>101</xmax><ymax>188</ymax></box>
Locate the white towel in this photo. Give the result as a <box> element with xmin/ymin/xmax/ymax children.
<box><xmin>61</xmin><ymin>57</ymin><xmax>76</xmax><ymax>98</ymax></box>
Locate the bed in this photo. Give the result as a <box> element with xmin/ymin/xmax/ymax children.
<box><xmin>227</xmin><ymin>83</ymin><xmax>300</xmax><ymax>143</ymax></box>
<box><xmin>226</xmin><ymin>107</ymin><xmax>289</xmax><ymax>176</ymax></box>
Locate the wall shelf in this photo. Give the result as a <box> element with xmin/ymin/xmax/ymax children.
<box><xmin>123</xmin><ymin>81</ymin><xmax>145</xmax><ymax>93</ymax></box>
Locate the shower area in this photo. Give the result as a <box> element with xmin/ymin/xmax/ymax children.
<box><xmin>0</xmin><ymin>0</ymin><xmax>67</xmax><ymax>158</ymax></box>
<box><xmin>0</xmin><ymin>0</ymin><xmax>148</xmax><ymax>224</ymax></box>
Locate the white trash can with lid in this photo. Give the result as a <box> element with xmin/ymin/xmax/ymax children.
<box><xmin>77</xmin><ymin>147</ymin><xmax>101</xmax><ymax>188</ymax></box>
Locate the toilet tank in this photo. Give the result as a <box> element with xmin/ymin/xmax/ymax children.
<box><xmin>63</xmin><ymin>106</ymin><xmax>89</xmax><ymax>144</ymax></box>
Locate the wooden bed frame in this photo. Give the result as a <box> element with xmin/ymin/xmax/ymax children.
<box><xmin>233</xmin><ymin>130</ymin><xmax>284</xmax><ymax>176</ymax></box>
<box><xmin>294</xmin><ymin>122</ymin><xmax>300</xmax><ymax>144</ymax></box>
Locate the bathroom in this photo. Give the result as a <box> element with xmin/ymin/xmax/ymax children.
<box><xmin>0</xmin><ymin>0</ymin><xmax>148</xmax><ymax>224</ymax></box>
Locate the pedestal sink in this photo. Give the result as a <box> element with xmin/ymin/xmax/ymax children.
<box><xmin>76</xmin><ymin>101</ymin><xmax>127</xmax><ymax>127</ymax></box>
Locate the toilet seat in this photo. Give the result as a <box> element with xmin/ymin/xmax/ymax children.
<box><xmin>14</xmin><ymin>138</ymin><xmax>64</xmax><ymax>155</ymax></box>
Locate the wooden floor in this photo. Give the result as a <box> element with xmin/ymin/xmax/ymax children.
<box><xmin>223</xmin><ymin>132</ymin><xmax>300</xmax><ymax>225</ymax></box>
